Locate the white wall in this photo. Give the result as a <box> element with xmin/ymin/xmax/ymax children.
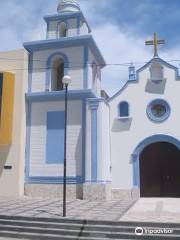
<box><xmin>85</xmin><ymin>101</ymin><xmax>91</xmax><ymax>181</ymax></box>
<box><xmin>85</xmin><ymin>99</ymin><xmax>111</xmax><ymax>182</ymax></box>
<box><xmin>98</xmin><ymin>101</ymin><xmax>111</xmax><ymax>181</ymax></box>
<box><xmin>29</xmin><ymin>100</ymin><xmax>82</xmax><ymax>178</ymax></box>
<box><xmin>47</xmin><ymin>18</ymin><xmax>80</xmax><ymax>39</ymax></box>
<box><xmin>80</xmin><ymin>21</ymin><xmax>89</xmax><ymax>35</ymax></box>
<box><xmin>31</xmin><ymin>46</ymin><xmax>84</xmax><ymax>92</ymax></box>
<box><xmin>109</xmin><ymin>62</ymin><xmax>180</xmax><ymax>189</ymax></box>
<box><xmin>47</xmin><ymin>21</ymin><xmax>57</xmax><ymax>39</ymax></box>
<box><xmin>47</xmin><ymin>19</ymin><xmax>89</xmax><ymax>40</ymax></box>
<box><xmin>68</xmin><ymin>19</ymin><xmax>78</xmax><ymax>37</ymax></box>
<box><xmin>88</xmin><ymin>49</ymin><xmax>101</xmax><ymax>97</ymax></box>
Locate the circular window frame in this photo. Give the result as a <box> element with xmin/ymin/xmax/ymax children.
<box><xmin>147</xmin><ymin>99</ymin><xmax>170</xmax><ymax>123</ymax></box>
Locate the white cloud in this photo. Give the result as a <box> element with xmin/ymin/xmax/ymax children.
<box><xmin>0</xmin><ymin>0</ymin><xmax>180</xmax><ymax>96</ymax></box>
<box><xmin>81</xmin><ymin>0</ymin><xmax>180</xmax><ymax>96</ymax></box>
<box><xmin>92</xmin><ymin>23</ymin><xmax>153</xmax><ymax>95</ymax></box>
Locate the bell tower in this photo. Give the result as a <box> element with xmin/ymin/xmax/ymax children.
<box><xmin>57</xmin><ymin>0</ymin><xmax>80</xmax><ymax>13</ymax></box>
<box><xmin>24</xmin><ymin>0</ymin><xmax>105</xmax><ymax>95</ymax></box>
<box><xmin>45</xmin><ymin>0</ymin><xmax>90</xmax><ymax>40</ymax></box>
<box><xmin>23</xmin><ymin>0</ymin><xmax>109</xmax><ymax>200</ymax></box>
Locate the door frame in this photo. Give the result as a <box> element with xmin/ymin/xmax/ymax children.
<box><xmin>132</xmin><ymin>134</ymin><xmax>180</xmax><ymax>189</ymax></box>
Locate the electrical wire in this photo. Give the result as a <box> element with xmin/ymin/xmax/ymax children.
<box><xmin>0</xmin><ymin>57</ymin><xmax>179</xmax><ymax>71</ymax></box>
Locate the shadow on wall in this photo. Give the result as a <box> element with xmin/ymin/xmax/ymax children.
<box><xmin>75</xmin><ymin>129</ymin><xmax>83</xmax><ymax>199</ymax></box>
<box><xmin>111</xmin><ymin>118</ymin><xmax>132</xmax><ymax>132</ymax></box>
<box><xmin>0</xmin><ymin>146</ymin><xmax>10</xmax><ymax>176</ymax></box>
<box><xmin>145</xmin><ymin>79</ymin><xmax>166</xmax><ymax>94</ymax></box>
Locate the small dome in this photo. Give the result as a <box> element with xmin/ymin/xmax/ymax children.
<box><xmin>57</xmin><ymin>0</ymin><xmax>80</xmax><ymax>13</ymax></box>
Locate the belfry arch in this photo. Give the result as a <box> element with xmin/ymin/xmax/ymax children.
<box><xmin>51</xmin><ymin>57</ymin><xmax>64</xmax><ymax>91</ymax></box>
<box><xmin>46</xmin><ymin>52</ymin><xmax>69</xmax><ymax>91</ymax></box>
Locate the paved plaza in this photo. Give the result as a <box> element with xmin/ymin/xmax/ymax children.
<box><xmin>121</xmin><ymin>198</ymin><xmax>180</xmax><ymax>223</ymax></box>
<box><xmin>0</xmin><ymin>197</ymin><xmax>180</xmax><ymax>224</ymax></box>
<box><xmin>0</xmin><ymin>197</ymin><xmax>135</xmax><ymax>221</ymax></box>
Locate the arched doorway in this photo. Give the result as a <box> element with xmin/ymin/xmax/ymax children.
<box><xmin>140</xmin><ymin>142</ymin><xmax>180</xmax><ymax>197</ymax></box>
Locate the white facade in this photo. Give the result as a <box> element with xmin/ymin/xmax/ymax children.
<box><xmin>29</xmin><ymin>100</ymin><xmax>82</xmax><ymax>178</ymax></box>
<box><xmin>23</xmin><ymin>0</ymin><xmax>180</xmax><ymax>200</ymax></box>
<box><xmin>24</xmin><ymin>0</ymin><xmax>110</xmax><ymax>200</ymax></box>
<box><xmin>31</xmin><ymin>47</ymin><xmax>84</xmax><ymax>92</ymax></box>
<box><xmin>109</xmin><ymin>58</ymin><xmax>180</xmax><ymax>198</ymax></box>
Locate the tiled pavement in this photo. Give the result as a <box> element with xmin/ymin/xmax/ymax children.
<box><xmin>0</xmin><ymin>196</ymin><xmax>136</xmax><ymax>221</ymax></box>
<box><xmin>0</xmin><ymin>237</ymin><xmax>27</xmax><ymax>240</ymax></box>
<box><xmin>121</xmin><ymin>198</ymin><xmax>180</xmax><ymax>223</ymax></box>
<box><xmin>1</xmin><ymin>197</ymin><xmax>180</xmax><ymax>223</ymax></box>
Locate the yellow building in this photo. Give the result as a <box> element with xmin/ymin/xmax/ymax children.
<box><xmin>0</xmin><ymin>49</ymin><xmax>28</xmax><ymax>196</ymax></box>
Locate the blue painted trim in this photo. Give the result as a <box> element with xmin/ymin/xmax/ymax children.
<box><xmin>91</xmin><ymin>109</ymin><xmax>98</xmax><ymax>180</ymax></box>
<box><xmin>26</xmin><ymin>176</ymin><xmax>83</xmax><ymax>184</ymax></box>
<box><xmin>146</xmin><ymin>99</ymin><xmax>171</xmax><ymax>123</ymax></box>
<box><xmin>85</xmin><ymin>180</ymin><xmax>112</xmax><ymax>183</ymax></box>
<box><xmin>77</xmin><ymin>16</ymin><xmax>80</xmax><ymax>35</ymax></box>
<box><xmin>88</xmin><ymin>99</ymin><xmax>100</xmax><ymax>182</ymax></box>
<box><xmin>137</xmin><ymin>57</ymin><xmax>179</xmax><ymax>79</ymax></box>
<box><xmin>23</xmin><ymin>35</ymin><xmax>106</xmax><ymax>67</ymax></box>
<box><xmin>46</xmin><ymin>51</ymin><xmax>69</xmax><ymax>91</ymax></box>
<box><xmin>28</xmin><ymin>53</ymin><xmax>33</xmax><ymax>93</ymax></box>
<box><xmin>82</xmin><ymin>100</ymin><xmax>86</xmax><ymax>182</ymax></box>
<box><xmin>26</xmin><ymin>90</ymin><xmax>96</xmax><ymax>102</ymax></box>
<box><xmin>132</xmin><ymin>134</ymin><xmax>180</xmax><ymax>188</ymax></box>
<box><xmin>46</xmin><ymin>111</ymin><xmax>65</xmax><ymax>164</ymax></box>
<box><xmin>25</xmin><ymin>98</ymin><xmax>95</xmax><ymax>185</ymax></box>
<box><xmin>43</xmin><ymin>11</ymin><xmax>91</xmax><ymax>33</ymax></box>
<box><xmin>83</xmin><ymin>46</ymin><xmax>88</xmax><ymax>89</ymax></box>
<box><xmin>108</xmin><ymin>57</ymin><xmax>180</xmax><ymax>102</ymax></box>
<box><xmin>108</xmin><ymin>81</ymin><xmax>136</xmax><ymax>102</ymax></box>
<box><xmin>137</xmin><ymin>57</ymin><xmax>180</xmax><ymax>81</ymax></box>
<box><xmin>24</xmin><ymin>101</ymin><xmax>85</xmax><ymax>184</ymax></box>
<box><xmin>25</xmin><ymin>102</ymin><xmax>32</xmax><ymax>182</ymax></box>
<box><xmin>24</xmin><ymin>35</ymin><xmax>90</xmax><ymax>50</ymax></box>
<box><xmin>24</xmin><ymin>103</ymin><xmax>84</xmax><ymax>184</ymax></box>
<box><xmin>87</xmin><ymin>98</ymin><xmax>104</xmax><ymax>105</ymax></box>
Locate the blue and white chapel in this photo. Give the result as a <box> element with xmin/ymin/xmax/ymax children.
<box><xmin>24</xmin><ymin>0</ymin><xmax>180</xmax><ymax>200</ymax></box>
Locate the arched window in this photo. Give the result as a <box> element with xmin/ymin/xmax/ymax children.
<box><xmin>51</xmin><ymin>58</ymin><xmax>64</xmax><ymax>91</ymax></box>
<box><xmin>150</xmin><ymin>62</ymin><xmax>163</xmax><ymax>81</ymax></box>
<box><xmin>119</xmin><ymin>101</ymin><xmax>129</xmax><ymax>117</ymax></box>
<box><xmin>58</xmin><ymin>22</ymin><xmax>67</xmax><ymax>38</ymax></box>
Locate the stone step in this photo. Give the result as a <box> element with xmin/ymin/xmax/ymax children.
<box><xmin>0</xmin><ymin>229</ymin><xmax>180</xmax><ymax>240</ymax></box>
<box><xmin>0</xmin><ymin>219</ymin><xmax>179</xmax><ymax>235</ymax></box>
<box><xmin>0</xmin><ymin>215</ymin><xmax>179</xmax><ymax>239</ymax></box>
<box><xmin>0</xmin><ymin>224</ymin><xmax>111</xmax><ymax>238</ymax></box>
<box><xmin>0</xmin><ymin>224</ymin><xmax>179</xmax><ymax>239</ymax></box>
<box><xmin>0</xmin><ymin>231</ymin><xmax>107</xmax><ymax>240</ymax></box>
<box><xmin>0</xmin><ymin>215</ymin><xmax>180</xmax><ymax>228</ymax></box>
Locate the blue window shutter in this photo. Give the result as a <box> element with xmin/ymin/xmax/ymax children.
<box><xmin>46</xmin><ymin>111</ymin><xmax>65</xmax><ymax>164</ymax></box>
<box><xmin>119</xmin><ymin>101</ymin><xmax>129</xmax><ymax>117</ymax></box>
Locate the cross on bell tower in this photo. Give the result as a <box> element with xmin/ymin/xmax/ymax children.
<box><xmin>145</xmin><ymin>33</ymin><xmax>165</xmax><ymax>57</ymax></box>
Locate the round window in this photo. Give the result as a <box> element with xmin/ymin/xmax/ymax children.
<box><xmin>147</xmin><ymin>99</ymin><xmax>170</xmax><ymax>122</ymax></box>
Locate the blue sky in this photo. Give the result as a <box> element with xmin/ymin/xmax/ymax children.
<box><xmin>0</xmin><ymin>0</ymin><xmax>180</xmax><ymax>95</ymax></box>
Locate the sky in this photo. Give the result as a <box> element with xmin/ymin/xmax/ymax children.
<box><xmin>1</xmin><ymin>0</ymin><xmax>180</xmax><ymax>96</ymax></box>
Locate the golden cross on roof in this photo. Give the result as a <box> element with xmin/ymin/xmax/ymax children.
<box><xmin>145</xmin><ymin>33</ymin><xmax>165</xmax><ymax>57</ymax></box>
